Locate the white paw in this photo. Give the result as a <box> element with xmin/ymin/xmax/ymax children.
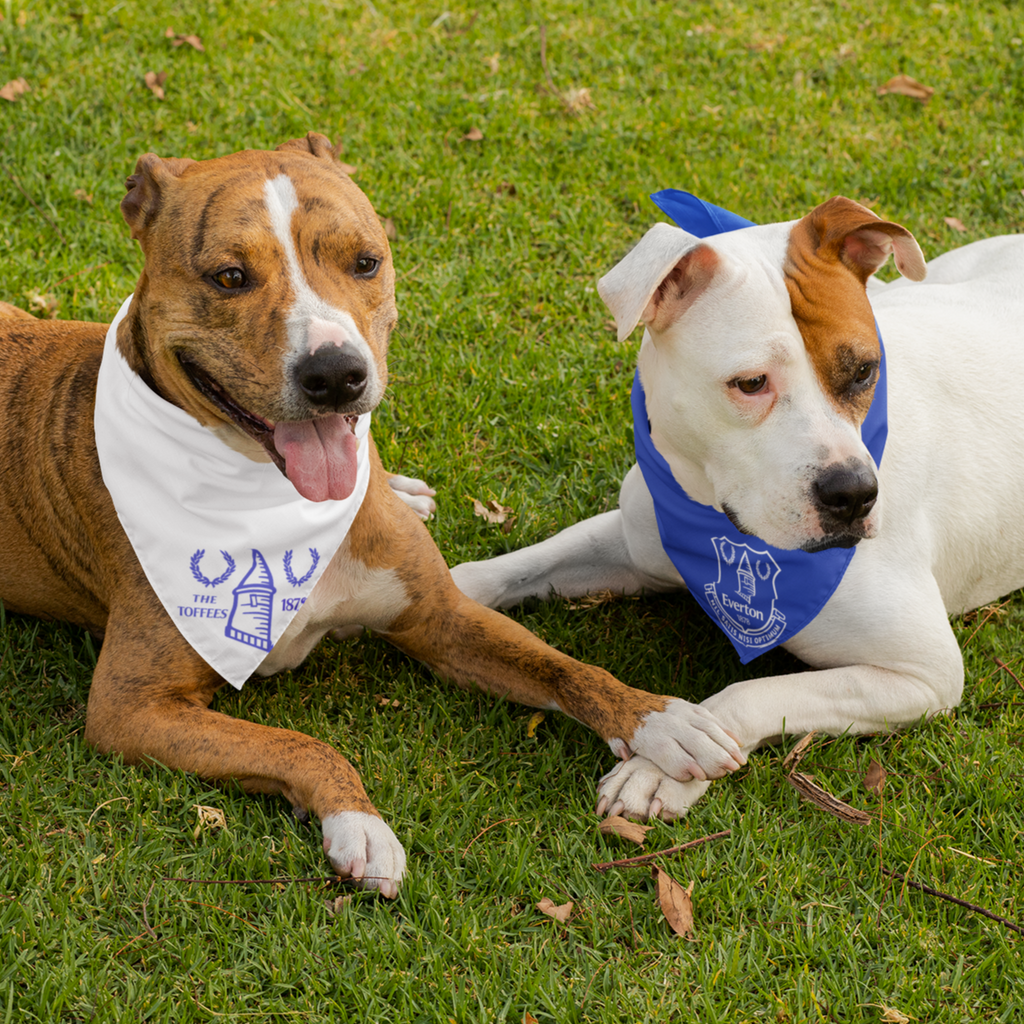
<box><xmin>627</xmin><ymin>698</ymin><xmax>745</xmax><ymax>782</ymax></box>
<box><xmin>320</xmin><ymin>811</ymin><xmax>407</xmax><ymax>899</ymax></box>
<box><xmin>389</xmin><ymin>474</ymin><xmax>436</xmax><ymax>519</ymax></box>
<box><xmin>596</xmin><ymin>756</ymin><xmax>712</xmax><ymax>821</ymax></box>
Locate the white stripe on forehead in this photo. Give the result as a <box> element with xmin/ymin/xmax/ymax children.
<box><xmin>262</xmin><ymin>173</ymin><xmax>369</xmax><ymax>358</ymax></box>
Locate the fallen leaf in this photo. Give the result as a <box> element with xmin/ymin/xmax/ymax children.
<box><xmin>944</xmin><ymin>216</ymin><xmax>967</xmax><ymax>232</ymax></box>
<box><xmin>788</xmin><ymin>771</ymin><xmax>871</xmax><ymax>825</ymax></box>
<box><xmin>338</xmin><ymin>162</ymin><xmax>358</xmax><ymax>176</ymax></box>
<box><xmin>192</xmin><ymin>804</ymin><xmax>227</xmax><ymax>839</ymax></box>
<box><xmin>165</xmin><ymin>27</ymin><xmax>205</xmax><ymax>51</ymax></box>
<box><xmin>73</xmin><ymin>188</ymin><xmax>93</xmax><ymax>204</ymax></box>
<box><xmin>496</xmin><ymin>181</ymin><xmax>517</xmax><ymax>196</ymax></box>
<box><xmin>536</xmin><ymin>897</ymin><xmax>573</xmax><ymax>922</ymax></box>
<box><xmin>382</xmin><ymin>217</ymin><xmax>397</xmax><ymax>239</ymax></box>
<box><xmin>526</xmin><ymin>711</ymin><xmax>545</xmax><ymax>738</ymax></box>
<box><xmin>186</xmin><ymin>120</ymin><xmax>199</xmax><ymax>133</ymax></box>
<box><xmin>653</xmin><ymin>866</ymin><xmax>694</xmax><ymax>938</ymax></box>
<box><xmin>24</xmin><ymin>290</ymin><xmax>57</xmax><ymax>318</ymax></box>
<box><xmin>599</xmin><ymin>815</ymin><xmax>653</xmax><ymax>846</ymax></box>
<box><xmin>523</xmin><ymin>1014</ymin><xmax>539</xmax><ymax>1024</ymax></box>
<box><xmin>877</xmin><ymin>1006</ymin><xmax>912</xmax><ymax>1024</ymax></box>
<box><xmin>877</xmin><ymin>74</ymin><xmax>934</xmax><ymax>103</ymax></box>
<box><xmin>863</xmin><ymin>759</ymin><xmax>887</xmax><ymax>796</ymax></box>
<box><xmin>0</xmin><ymin>77</ymin><xmax>29</xmax><ymax>102</ymax></box>
<box><xmin>564</xmin><ymin>87</ymin><xmax>595</xmax><ymax>113</ymax></box>
<box><xmin>472</xmin><ymin>498</ymin><xmax>514</xmax><ymax>525</ymax></box>
<box><xmin>484</xmin><ymin>53</ymin><xmax>500</xmax><ymax>74</ymax></box>
<box><xmin>462</xmin><ymin>127</ymin><xmax>484</xmax><ymax>142</ymax></box>
<box><xmin>144</xmin><ymin>70</ymin><xmax>167</xmax><ymax>100</ymax></box>
<box><xmin>782</xmin><ymin>730</ymin><xmax>817</xmax><ymax>772</ymax></box>
<box><xmin>324</xmin><ymin>893</ymin><xmax>352</xmax><ymax>917</ymax></box>
<box><xmin>375</xmin><ymin>695</ymin><xmax>400</xmax><ymax>709</ymax></box>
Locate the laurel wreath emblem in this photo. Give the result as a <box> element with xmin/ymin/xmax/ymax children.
<box><xmin>720</xmin><ymin>542</ymin><xmax>736</xmax><ymax>565</ymax></box>
<box><xmin>755</xmin><ymin>559</ymin><xmax>773</xmax><ymax>581</ymax></box>
<box><xmin>283</xmin><ymin>548</ymin><xmax>319</xmax><ymax>587</ymax></box>
<box><xmin>190</xmin><ymin>549</ymin><xmax>236</xmax><ymax>588</ymax></box>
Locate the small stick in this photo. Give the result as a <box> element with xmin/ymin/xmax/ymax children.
<box><xmin>163</xmin><ymin>874</ymin><xmax>363</xmax><ymax>885</ymax></box>
<box><xmin>141</xmin><ymin>880</ymin><xmax>158</xmax><ymax>938</ymax></box>
<box><xmin>592</xmin><ymin>829</ymin><xmax>730</xmax><ymax>871</ymax></box>
<box><xmin>882</xmin><ymin>867</ymin><xmax>1023</xmax><ymax>935</ymax></box>
<box><xmin>994</xmin><ymin>656</ymin><xmax>1024</xmax><ymax>694</ymax></box>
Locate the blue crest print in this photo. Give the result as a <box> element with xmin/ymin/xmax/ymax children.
<box><xmin>283</xmin><ymin>548</ymin><xmax>320</xmax><ymax>588</ymax></box>
<box><xmin>225</xmin><ymin>550</ymin><xmax>276</xmax><ymax>652</ymax></box>
<box><xmin>190</xmin><ymin>549</ymin><xmax>236</xmax><ymax>588</ymax></box>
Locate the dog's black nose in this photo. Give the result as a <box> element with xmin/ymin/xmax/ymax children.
<box><xmin>294</xmin><ymin>346</ymin><xmax>367</xmax><ymax>409</ymax></box>
<box><xmin>813</xmin><ymin>463</ymin><xmax>878</xmax><ymax>524</ymax></box>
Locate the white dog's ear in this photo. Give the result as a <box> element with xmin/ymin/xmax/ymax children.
<box><xmin>799</xmin><ymin>196</ymin><xmax>927</xmax><ymax>283</ymax></box>
<box><xmin>598</xmin><ymin>223</ymin><xmax>720</xmax><ymax>342</ymax></box>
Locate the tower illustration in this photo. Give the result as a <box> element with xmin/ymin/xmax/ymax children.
<box><xmin>735</xmin><ymin>551</ymin><xmax>756</xmax><ymax>602</ymax></box>
<box><xmin>225</xmin><ymin>549</ymin><xmax>276</xmax><ymax>651</ymax></box>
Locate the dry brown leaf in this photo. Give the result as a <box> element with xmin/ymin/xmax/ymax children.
<box><xmin>863</xmin><ymin>758</ymin><xmax>887</xmax><ymax>796</ymax></box>
<box><xmin>73</xmin><ymin>188</ymin><xmax>93</xmax><ymax>204</ymax></box>
<box><xmin>564</xmin><ymin>87</ymin><xmax>595</xmax><ymax>113</ymax></box>
<box><xmin>382</xmin><ymin>217</ymin><xmax>397</xmax><ymax>240</ymax></box>
<box><xmin>536</xmin><ymin>897</ymin><xmax>573</xmax><ymax>922</ymax></box>
<box><xmin>877</xmin><ymin>74</ymin><xmax>934</xmax><ymax>103</ymax></box>
<box><xmin>496</xmin><ymin>181</ymin><xmax>517</xmax><ymax>196</ymax></box>
<box><xmin>165</xmin><ymin>27</ymin><xmax>205</xmax><ymax>51</ymax></box>
<box><xmin>653</xmin><ymin>866</ymin><xmax>694</xmax><ymax>939</ymax></box>
<box><xmin>523</xmin><ymin>1014</ymin><xmax>539</xmax><ymax>1024</ymax></box>
<box><xmin>526</xmin><ymin>711</ymin><xmax>545</xmax><ymax>738</ymax></box>
<box><xmin>472</xmin><ymin>498</ymin><xmax>514</xmax><ymax>524</ymax></box>
<box><xmin>782</xmin><ymin>730</ymin><xmax>817</xmax><ymax>772</ymax></box>
<box><xmin>944</xmin><ymin>216</ymin><xmax>967</xmax><ymax>232</ymax></box>
<box><xmin>877</xmin><ymin>1007</ymin><xmax>912</xmax><ymax>1024</ymax></box>
<box><xmin>462</xmin><ymin>127</ymin><xmax>484</xmax><ymax>142</ymax></box>
<box><xmin>375</xmin><ymin>695</ymin><xmax>400</xmax><ymax>709</ymax></box>
<box><xmin>0</xmin><ymin>77</ymin><xmax>29</xmax><ymax>102</ymax></box>
<box><xmin>24</xmin><ymin>290</ymin><xmax>57</xmax><ymax>318</ymax></box>
<box><xmin>192</xmin><ymin>803</ymin><xmax>226</xmax><ymax>838</ymax></box>
<box><xmin>324</xmin><ymin>893</ymin><xmax>352</xmax><ymax>917</ymax></box>
<box><xmin>598</xmin><ymin>815</ymin><xmax>653</xmax><ymax>846</ymax></box>
<box><xmin>144</xmin><ymin>70</ymin><xmax>167</xmax><ymax>100</ymax></box>
<box><xmin>788</xmin><ymin>771</ymin><xmax>871</xmax><ymax>825</ymax></box>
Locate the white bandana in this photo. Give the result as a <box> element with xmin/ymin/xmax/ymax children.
<box><xmin>94</xmin><ymin>296</ymin><xmax>370</xmax><ymax>688</ymax></box>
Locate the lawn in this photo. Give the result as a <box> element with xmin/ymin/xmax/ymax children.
<box><xmin>1</xmin><ymin>1</ymin><xmax>1023</xmax><ymax>1021</ymax></box>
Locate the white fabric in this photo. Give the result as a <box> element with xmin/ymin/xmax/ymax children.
<box><xmin>93</xmin><ymin>296</ymin><xmax>370</xmax><ymax>688</ymax></box>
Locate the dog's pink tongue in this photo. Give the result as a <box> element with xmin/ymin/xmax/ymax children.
<box><xmin>273</xmin><ymin>416</ymin><xmax>358</xmax><ymax>502</ymax></box>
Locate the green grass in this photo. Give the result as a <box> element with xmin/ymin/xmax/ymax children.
<box><xmin>2</xmin><ymin>0</ymin><xmax>1023</xmax><ymax>1020</ymax></box>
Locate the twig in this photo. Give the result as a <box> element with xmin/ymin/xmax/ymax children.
<box><xmin>3</xmin><ymin>167</ymin><xmax>70</xmax><ymax>246</ymax></box>
<box><xmin>961</xmin><ymin>598</ymin><xmax>1012</xmax><ymax>648</ymax></box>
<box><xmin>881</xmin><ymin>867</ymin><xmax>1023</xmax><ymax>935</ymax></box>
<box><xmin>141</xmin><ymin>880</ymin><xmax>158</xmax><ymax>938</ymax></box>
<box><xmin>994</xmin><ymin>656</ymin><xmax>1024</xmax><ymax>694</ymax></box>
<box><xmin>50</xmin><ymin>261</ymin><xmax>112</xmax><ymax>289</ymax></box>
<box><xmin>164</xmin><ymin>874</ymin><xmax>357</xmax><ymax>885</ymax></box>
<box><xmin>592</xmin><ymin>829</ymin><xmax>731</xmax><ymax>871</ymax></box>
<box><xmin>539</xmin><ymin>23</ymin><xmax>559</xmax><ymax>95</ymax></box>
<box><xmin>461</xmin><ymin>817</ymin><xmax>514</xmax><ymax>858</ymax></box>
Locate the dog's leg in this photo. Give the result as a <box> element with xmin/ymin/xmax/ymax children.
<box><xmin>387</xmin><ymin>473</ymin><xmax>436</xmax><ymax>520</ymax></box>
<box><xmin>452</xmin><ymin>467</ymin><xmax>681</xmax><ymax>608</ymax></box>
<box><xmin>598</xmin><ymin>569</ymin><xmax>966</xmax><ymax>819</ymax></box>
<box><xmin>378</xmin><ymin>518</ymin><xmax>743</xmax><ymax>785</ymax></box>
<box><xmin>85</xmin><ymin>605</ymin><xmax>406</xmax><ymax>896</ymax></box>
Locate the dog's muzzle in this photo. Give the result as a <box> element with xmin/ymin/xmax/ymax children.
<box><xmin>812</xmin><ymin>460</ymin><xmax>878</xmax><ymax>540</ymax></box>
<box><xmin>294</xmin><ymin>346</ymin><xmax>368</xmax><ymax>410</ymax></box>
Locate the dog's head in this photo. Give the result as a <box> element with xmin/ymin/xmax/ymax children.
<box><xmin>600</xmin><ymin>197</ymin><xmax>926</xmax><ymax>551</ymax></box>
<box><xmin>116</xmin><ymin>132</ymin><xmax>395</xmax><ymax>502</ymax></box>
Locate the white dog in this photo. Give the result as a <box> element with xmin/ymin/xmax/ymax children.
<box><xmin>452</xmin><ymin>195</ymin><xmax>1024</xmax><ymax>820</ymax></box>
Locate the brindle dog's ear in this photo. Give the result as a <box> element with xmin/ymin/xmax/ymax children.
<box><xmin>121</xmin><ymin>154</ymin><xmax>196</xmax><ymax>241</ymax></box>
<box><xmin>276</xmin><ymin>131</ymin><xmax>338</xmax><ymax>161</ymax></box>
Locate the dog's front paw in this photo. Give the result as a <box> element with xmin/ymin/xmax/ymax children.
<box><xmin>388</xmin><ymin>474</ymin><xmax>437</xmax><ymax>520</ymax></box>
<box><xmin>626</xmin><ymin>697</ymin><xmax>745</xmax><ymax>782</ymax></box>
<box><xmin>320</xmin><ymin>811</ymin><xmax>407</xmax><ymax>898</ymax></box>
<box><xmin>596</xmin><ymin>756</ymin><xmax>712</xmax><ymax>821</ymax></box>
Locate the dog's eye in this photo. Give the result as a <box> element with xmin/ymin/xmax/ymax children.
<box><xmin>854</xmin><ymin>362</ymin><xmax>875</xmax><ymax>384</ymax></box>
<box><xmin>212</xmin><ymin>267</ymin><xmax>248</xmax><ymax>290</ymax></box>
<box><xmin>354</xmin><ymin>256</ymin><xmax>380</xmax><ymax>278</ymax></box>
<box><xmin>735</xmin><ymin>375</ymin><xmax>768</xmax><ymax>395</ymax></box>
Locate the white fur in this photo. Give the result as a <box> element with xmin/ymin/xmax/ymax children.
<box><xmin>320</xmin><ymin>811</ymin><xmax>406</xmax><ymax>899</ymax></box>
<box><xmin>388</xmin><ymin>474</ymin><xmax>437</xmax><ymax>519</ymax></box>
<box><xmin>263</xmin><ymin>175</ymin><xmax>381</xmax><ymax>411</ymax></box>
<box><xmin>452</xmin><ymin>226</ymin><xmax>1024</xmax><ymax>820</ymax></box>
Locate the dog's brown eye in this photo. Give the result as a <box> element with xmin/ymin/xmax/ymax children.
<box><xmin>735</xmin><ymin>375</ymin><xmax>768</xmax><ymax>395</ymax></box>
<box><xmin>212</xmin><ymin>267</ymin><xmax>247</xmax><ymax>290</ymax></box>
<box><xmin>854</xmin><ymin>362</ymin><xmax>874</xmax><ymax>384</ymax></box>
<box><xmin>354</xmin><ymin>256</ymin><xmax>380</xmax><ymax>278</ymax></box>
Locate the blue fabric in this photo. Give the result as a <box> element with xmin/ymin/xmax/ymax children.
<box><xmin>632</xmin><ymin>192</ymin><xmax>887</xmax><ymax>662</ymax></box>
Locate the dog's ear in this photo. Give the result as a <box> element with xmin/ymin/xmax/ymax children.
<box><xmin>598</xmin><ymin>223</ymin><xmax>720</xmax><ymax>342</ymax></box>
<box><xmin>276</xmin><ymin>132</ymin><xmax>339</xmax><ymax>162</ymax></box>
<box><xmin>121</xmin><ymin>154</ymin><xmax>196</xmax><ymax>241</ymax></box>
<box><xmin>800</xmin><ymin>196</ymin><xmax>926</xmax><ymax>283</ymax></box>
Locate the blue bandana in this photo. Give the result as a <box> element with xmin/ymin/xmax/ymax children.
<box><xmin>633</xmin><ymin>190</ymin><xmax>887</xmax><ymax>663</ymax></box>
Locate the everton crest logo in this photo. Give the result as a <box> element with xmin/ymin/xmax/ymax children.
<box><xmin>704</xmin><ymin>537</ymin><xmax>787</xmax><ymax>651</ymax></box>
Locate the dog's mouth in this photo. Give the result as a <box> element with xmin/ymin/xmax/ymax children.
<box><xmin>179</xmin><ymin>356</ymin><xmax>361</xmax><ymax>503</ymax></box>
